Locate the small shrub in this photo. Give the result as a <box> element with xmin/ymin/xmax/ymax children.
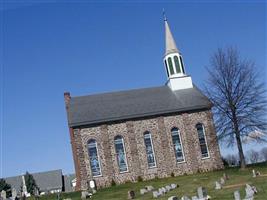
<box><xmin>111</xmin><ymin>179</ymin><xmax>116</xmax><ymax>186</ymax></box>
<box><xmin>171</xmin><ymin>172</ymin><xmax>175</xmax><ymax>177</ymax></box>
<box><xmin>137</xmin><ymin>176</ymin><xmax>143</xmax><ymax>182</ymax></box>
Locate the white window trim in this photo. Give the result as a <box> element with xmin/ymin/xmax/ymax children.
<box><xmin>88</xmin><ymin>140</ymin><xmax>102</xmax><ymax>177</ymax></box>
<box><xmin>144</xmin><ymin>132</ymin><xmax>157</xmax><ymax>169</ymax></box>
<box><xmin>115</xmin><ymin>136</ymin><xmax>129</xmax><ymax>173</ymax></box>
<box><xmin>198</xmin><ymin>124</ymin><xmax>210</xmax><ymax>159</ymax></box>
<box><xmin>172</xmin><ymin>128</ymin><xmax>186</xmax><ymax>163</ymax></box>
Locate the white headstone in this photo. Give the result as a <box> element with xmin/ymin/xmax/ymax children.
<box><xmin>140</xmin><ymin>188</ymin><xmax>147</xmax><ymax>195</ymax></box>
<box><xmin>234</xmin><ymin>190</ymin><xmax>241</xmax><ymax>200</ymax></box>
<box><xmin>1</xmin><ymin>190</ymin><xmax>6</xmax><ymax>200</ymax></box>
<box><xmin>12</xmin><ymin>188</ymin><xmax>17</xmax><ymax>199</ymax></box>
<box><xmin>215</xmin><ymin>181</ymin><xmax>222</xmax><ymax>190</ymax></box>
<box><xmin>152</xmin><ymin>191</ymin><xmax>160</xmax><ymax>198</ymax></box>
<box><xmin>181</xmin><ymin>196</ymin><xmax>191</xmax><ymax>200</ymax></box>
<box><xmin>145</xmin><ymin>185</ymin><xmax>154</xmax><ymax>191</ymax></box>
<box><xmin>244</xmin><ymin>184</ymin><xmax>255</xmax><ymax>200</ymax></box>
<box><xmin>197</xmin><ymin>187</ymin><xmax>204</xmax><ymax>198</ymax></box>
<box><xmin>220</xmin><ymin>177</ymin><xmax>225</xmax><ymax>185</ymax></box>
<box><xmin>170</xmin><ymin>183</ymin><xmax>177</xmax><ymax>189</ymax></box>
<box><xmin>252</xmin><ymin>169</ymin><xmax>256</xmax><ymax>178</ymax></box>
<box><xmin>165</xmin><ymin>185</ymin><xmax>172</xmax><ymax>192</ymax></box>
<box><xmin>192</xmin><ymin>196</ymin><xmax>199</xmax><ymax>200</ymax></box>
<box><xmin>161</xmin><ymin>187</ymin><xmax>167</xmax><ymax>194</ymax></box>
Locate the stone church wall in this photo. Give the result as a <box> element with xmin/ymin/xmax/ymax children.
<box><xmin>72</xmin><ymin>109</ymin><xmax>223</xmax><ymax>190</ymax></box>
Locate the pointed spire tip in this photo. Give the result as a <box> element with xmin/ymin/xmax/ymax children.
<box><xmin>163</xmin><ymin>8</ymin><xmax>167</xmax><ymax>21</ymax></box>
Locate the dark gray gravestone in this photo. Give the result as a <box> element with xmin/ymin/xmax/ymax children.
<box><xmin>127</xmin><ymin>190</ymin><xmax>135</xmax><ymax>199</ymax></box>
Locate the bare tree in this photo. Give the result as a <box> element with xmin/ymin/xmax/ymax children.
<box><xmin>246</xmin><ymin>149</ymin><xmax>261</xmax><ymax>164</ymax></box>
<box><xmin>205</xmin><ymin>47</ymin><xmax>267</xmax><ymax>169</ymax></box>
<box><xmin>225</xmin><ymin>154</ymin><xmax>240</xmax><ymax>166</ymax></box>
<box><xmin>261</xmin><ymin>147</ymin><xmax>267</xmax><ymax>161</ymax></box>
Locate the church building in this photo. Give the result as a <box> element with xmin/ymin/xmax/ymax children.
<box><xmin>64</xmin><ymin>17</ymin><xmax>223</xmax><ymax>191</ymax></box>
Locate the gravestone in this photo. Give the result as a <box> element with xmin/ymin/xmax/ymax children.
<box><xmin>252</xmin><ymin>169</ymin><xmax>256</xmax><ymax>178</ymax></box>
<box><xmin>234</xmin><ymin>190</ymin><xmax>241</xmax><ymax>200</ymax></box>
<box><xmin>256</xmin><ymin>171</ymin><xmax>261</xmax><ymax>176</ymax></box>
<box><xmin>215</xmin><ymin>181</ymin><xmax>222</xmax><ymax>190</ymax></box>
<box><xmin>181</xmin><ymin>196</ymin><xmax>190</xmax><ymax>200</ymax></box>
<box><xmin>158</xmin><ymin>188</ymin><xmax>163</xmax><ymax>196</ymax></box>
<box><xmin>168</xmin><ymin>196</ymin><xmax>178</xmax><ymax>200</ymax></box>
<box><xmin>145</xmin><ymin>186</ymin><xmax>154</xmax><ymax>191</ymax></box>
<box><xmin>152</xmin><ymin>191</ymin><xmax>160</xmax><ymax>198</ymax></box>
<box><xmin>81</xmin><ymin>191</ymin><xmax>92</xmax><ymax>199</ymax></box>
<box><xmin>140</xmin><ymin>188</ymin><xmax>147</xmax><ymax>195</ymax></box>
<box><xmin>220</xmin><ymin>177</ymin><xmax>225</xmax><ymax>185</ymax></box>
<box><xmin>127</xmin><ymin>190</ymin><xmax>135</xmax><ymax>199</ymax></box>
<box><xmin>192</xmin><ymin>196</ymin><xmax>199</xmax><ymax>200</ymax></box>
<box><xmin>165</xmin><ymin>185</ymin><xmax>172</xmax><ymax>192</ymax></box>
<box><xmin>171</xmin><ymin>183</ymin><xmax>177</xmax><ymax>189</ymax></box>
<box><xmin>1</xmin><ymin>190</ymin><xmax>6</xmax><ymax>200</ymax></box>
<box><xmin>244</xmin><ymin>184</ymin><xmax>255</xmax><ymax>200</ymax></box>
<box><xmin>223</xmin><ymin>173</ymin><xmax>229</xmax><ymax>180</ymax></box>
<box><xmin>12</xmin><ymin>188</ymin><xmax>17</xmax><ymax>200</ymax></box>
<box><xmin>197</xmin><ymin>187</ymin><xmax>207</xmax><ymax>199</ymax></box>
<box><xmin>161</xmin><ymin>187</ymin><xmax>167</xmax><ymax>194</ymax></box>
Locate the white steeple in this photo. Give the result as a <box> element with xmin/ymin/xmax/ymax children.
<box><xmin>163</xmin><ymin>14</ymin><xmax>193</xmax><ymax>91</ymax></box>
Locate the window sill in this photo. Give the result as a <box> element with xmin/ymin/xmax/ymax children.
<box><xmin>119</xmin><ymin>170</ymin><xmax>129</xmax><ymax>174</ymax></box>
<box><xmin>92</xmin><ymin>174</ymin><xmax>103</xmax><ymax>178</ymax></box>
<box><xmin>201</xmin><ymin>156</ymin><xmax>210</xmax><ymax>160</ymax></box>
<box><xmin>176</xmin><ymin>160</ymin><xmax>186</xmax><ymax>164</ymax></box>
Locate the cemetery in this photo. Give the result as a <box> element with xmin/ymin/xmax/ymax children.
<box><xmin>3</xmin><ymin>162</ymin><xmax>264</xmax><ymax>200</ymax></box>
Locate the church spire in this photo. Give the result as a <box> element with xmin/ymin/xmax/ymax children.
<box><xmin>164</xmin><ymin>16</ymin><xmax>179</xmax><ymax>55</ymax></box>
<box><xmin>162</xmin><ymin>13</ymin><xmax>193</xmax><ymax>91</ymax></box>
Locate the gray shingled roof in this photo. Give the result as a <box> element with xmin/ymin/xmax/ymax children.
<box><xmin>5</xmin><ymin>170</ymin><xmax>63</xmax><ymax>193</ymax></box>
<box><xmin>68</xmin><ymin>85</ymin><xmax>211</xmax><ymax>127</ymax></box>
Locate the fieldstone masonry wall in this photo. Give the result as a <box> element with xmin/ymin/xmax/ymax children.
<box><xmin>72</xmin><ymin>109</ymin><xmax>223</xmax><ymax>189</ymax></box>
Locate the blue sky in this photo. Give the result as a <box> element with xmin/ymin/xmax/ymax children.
<box><xmin>1</xmin><ymin>1</ymin><xmax>266</xmax><ymax>177</ymax></box>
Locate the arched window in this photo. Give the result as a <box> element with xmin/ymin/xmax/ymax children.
<box><xmin>144</xmin><ymin>131</ymin><xmax>156</xmax><ymax>168</ymax></box>
<box><xmin>114</xmin><ymin>135</ymin><xmax>128</xmax><ymax>172</ymax></box>
<box><xmin>88</xmin><ymin>139</ymin><xmax>102</xmax><ymax>176</ymax></box>
<box><xmin>171</xmin><ymin>128</ymin><xmax>185</xmax><ymax>162</ymax></box>
<box><xmin>179</xmin><ymin>56</ymin><xmax>185</xmax><ymax>74</ymax></box>
<box><xmin>168</xmin><ymin>57</ymin><xmax>175</xmax><ymax>75</ymax></box>
<box><xmin>196</xmin><ymin>124</ymin><xmax>209</xmax><ymax>158</ymax></box>
<box><xmin>174</xmin><ymin>56</ymin><xmax>181</xmax><ymax>74</ymax></box>
<box><xmin>164</xmin><ymin>60</ymin><xmax>170</xmax><ymax>77</ymax></box>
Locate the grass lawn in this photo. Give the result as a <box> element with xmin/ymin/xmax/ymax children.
<box><xmin>33</xmin><ymin>162</ymin><xmax>267</xmax><ymax>200</ymax></box>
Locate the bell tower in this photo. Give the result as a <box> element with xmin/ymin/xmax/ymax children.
<box><xmin>163</xmin><ymin>15</ymin><xmax>193</xmax><ymax>91</ymax></box>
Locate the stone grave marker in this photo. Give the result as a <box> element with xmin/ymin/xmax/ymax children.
<box><xmin>170</xmin><ymin>183</ymin><xmax>177</xmax><ymax>189</ymax></box>
<box><xmin>215</xmin><ymin>181</ymin><xmax>222</xmax><ymax>190</ymax></box>
<box><xmin>244</xmin><ymin>184</ymin><xmax>255</xmax><ymax>200</ymax></box>
<box><xmin>168</xmin><ymin>196</ymin><xmax>179</xmax><ymax>200</ymax></box>
<box><xmin>152</xmin><ymin>191</ymin><xmax>160</xmax><ymax>198</ymax></box>
<box><xmin>145</xmin><ymin>186</ymin><xmax>154</xmax><ymax>191</ymax></box>
<box><xmin>1</xmin><ymin>190</ymin><xmax>6</xmax><ymax>200</ymax></box>
<box><xmin>220</xmin><ymin>177</ymin><xmax>225</xmax><ymax>185</ymax></box>
<box><xmin>140</xmin><ymin>188</ymin><xmax>147</xmax><ymax>195</ymax></box>
<box><xmin>161</xmin><ymin>187</ymin><xmax>167</xmax><ymax>194</ymax></box>
<box><xmin>181</xmin><ymin>196</ymin><xmax>191</xmax><ymax>200</ymax></box>
<box><xmin>197</xmin><ymin>187</ymin><xmax>207</xmax><ymax>199</ymax></box>
<box><xmin>165</xmin><ymin>185</ymin><xmax>172</xmax><ymax>192</ymax></box>
<box><xmin>252</xmin><ymin>169</ymin><xmax>256</xmax><ymax>178</ymax></box>
<box><xmin>192</xmin><ymin>196</ymin><xmax>199</xmax><ymax>200</ymax></box>
<box><xmin>234</xmin><ymin>190</ymin><xmax>241</xmax><ymax>200</ymax></box>
<box><xmin>223</xmin><ymin>173</ymin><xmax>229</xmax><ymax>180</ymax></box>
<box><xmin>12</xmin><ymin>188</ymin><xmax>17</xmax><ymax>200</ymax></box>
<box><xmin>127</xmin><ymin>190</ymin><xmax>135</xmax><ymax>199</ymax></box>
